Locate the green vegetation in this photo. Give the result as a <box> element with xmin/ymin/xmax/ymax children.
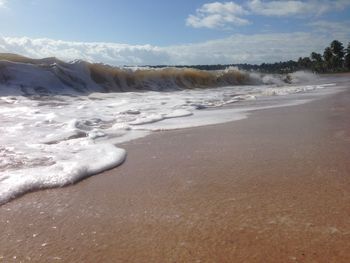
<box><xmin>345</xmin><ymin>42</ymin><xmax>350</xmax><ymax>71</ymax></box>
<box><xmin>147</xmin><ymin>40</ymin><xmax>350</xmax><ymax>74</ymax></box>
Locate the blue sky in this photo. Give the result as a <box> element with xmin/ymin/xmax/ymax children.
<box><xmin>0</xmin><ymin>0</ymin><xmax>349</xmax><ymax>65</ymax></box>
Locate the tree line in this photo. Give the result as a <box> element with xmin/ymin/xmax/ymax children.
<box><xmin>297</xmin><ymin>40</ymin><xmax>350</xmax><ymax>74</ymax></box>
<box><xmin>147</xmin><ymin>40</ymin><xmax>350</xmax><ymax>74</ymax></box>
<box><xmin>235</xmin><ymin>40</ymin><xmax>350</xmax><ymax>74</ymax></box>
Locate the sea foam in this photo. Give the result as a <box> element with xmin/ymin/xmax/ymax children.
<box><xmin>0</xmin><ymin>143</ymin><xmax>125</xmax><ymax>205</ymax></box>
<box><xmin>0</xmin><ymin>54</ymin><xmax>342</xmax><ymax>205</ymax></box>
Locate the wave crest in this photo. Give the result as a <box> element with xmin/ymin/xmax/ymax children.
<box><xmin>0</xmin><ymin>53</ymin><xmax>317</xmax><ymax>95</ymax></box>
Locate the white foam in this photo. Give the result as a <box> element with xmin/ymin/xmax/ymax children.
<box><xmin>0</xmin><ymin>143</ymin><xmax>126</xmax><ymax>205</ymax></box>
<box><xmin>0</xmin><ymin>73</ymin><xmax>344</xmax><ymax>205</ymax></box>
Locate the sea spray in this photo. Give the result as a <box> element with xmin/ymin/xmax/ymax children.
<box><xmin>0</xmin><ymin>54</ymin><xmax>318</xmax><ymax>95</ymax></box>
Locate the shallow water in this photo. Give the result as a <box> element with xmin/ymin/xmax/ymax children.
<box><xmin>0</xmin><ymin>69</ymin><xmax>345</xmax><ymax>204</ymax></box>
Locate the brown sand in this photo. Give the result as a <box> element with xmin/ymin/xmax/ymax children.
<box><xmin>1</xmin><ymin>87</ymin><xmax>350</xmax><ymax>262</ymax></box>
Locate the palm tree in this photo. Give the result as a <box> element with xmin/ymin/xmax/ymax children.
<box><xmin>323</xmin><ymin>47</ymin><xmax>334</xmax><ymax>71</ymax></box>
<box><xmin>310</xmin><ymin>52</ymin><xmax>323</xmax><ymax>72</ymax></box>
<box><xmin>344</xmin><ymin>42</ymin><xmax>350</xmax><ymax>70</ymax></box>
<box><xmin>330</xmin><ymin>40</ymin><xmax>345</xmax><ymax>69</ymax></box>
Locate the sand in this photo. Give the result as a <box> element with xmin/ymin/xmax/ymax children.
<box><xmin>1</xmin><ymin>85</ymin><xmax>350</xmax><ymax>262</ymax></box>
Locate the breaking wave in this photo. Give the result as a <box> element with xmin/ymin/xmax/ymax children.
<box><xmin>0</xmin><ymin>53</ymin><xmax>316</xmax><ymax>96</ymax></box>
<box><xmin>1</xmin><ymin>53</ymin><xmax>332</xmax><ymax>205</ymax></box>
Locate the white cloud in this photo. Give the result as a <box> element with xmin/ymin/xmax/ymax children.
<box><xmin>248</xmin><ymin>0</ymin><xmax>310</xmax><ymax>16</ymax></box>
<box><xmin>186</xmin><ymin>1</ymin><xmax>350</xmax><ymax>28</ymax></box>
<box><xmin>167</xmin><ymin>32</ymin><xmax>337</xmax><ymax>64</ymax></box>
<box><xmin>0</xmin><ymin>37</ymin><xmax>171</xmax><ymax>65</ymax></box>
<box><xmin>0</xmin><ymin>0</ymin><xmax>7</xmax><ymax>8</ymax></box>
<box><xmin>309</xmin><ymin>20</ymin><xmax>350</xmax><ymax>33</ymax></box>
<box><xmin>186</xmin><ymin>2</ymin><xmax>250</xmax><ymax>29</ymax></box>
<box><xmin>1</xmin><ymin>27</ymin><xmax>349</xmax><ymax>66</ymax></box>
<box><xmin>247</xmin><ymin>0</ymin><xmax>350</xmax><ymax>17</ymax></box>
<box><xmin>308</xmin><ymin>20</ymin><xmax>350</xmax><ymax>43</ymax></box>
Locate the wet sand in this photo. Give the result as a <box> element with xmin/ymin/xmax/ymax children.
<box><xmin>1</xmin><ymin>86</ymin><xmax>350</xmax><ymax>262</ymax></box>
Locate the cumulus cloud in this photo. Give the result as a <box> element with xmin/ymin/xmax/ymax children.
<box><xmin>186</xmin><ymin>2</ymin><xmax>250</xmax><ymax>29</ymax></box>
<box><xmin>1</xmin><ymin>26</ymin><xmax>349</xmax><ymax>66</ymax></box>
<box><xmin>248</xmin><ymin>0</ymin><xmax>350</xmax><ymax>17</ymax></box>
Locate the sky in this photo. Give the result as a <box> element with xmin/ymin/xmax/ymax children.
<box><xmin>0</xmin><ymin>0</ymin><xmax>349</xmax><ymax>65</ymax></box>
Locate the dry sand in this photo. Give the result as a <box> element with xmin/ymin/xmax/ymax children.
<box><xmin>1</xmin><ymin>86</ymin><xmax>350</xmax><ymax>262</ymax></box>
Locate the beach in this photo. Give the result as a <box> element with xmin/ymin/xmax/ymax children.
<box><xmin>1</xmin><ymin>82</ymin><xmax>350</xmax><ymax>262</ymax></box>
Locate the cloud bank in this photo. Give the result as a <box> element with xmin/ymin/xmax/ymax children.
<box><xmin>1</xmin><ymin>28</ymin><xmax>348</xmax><ymax>66</ymax></box>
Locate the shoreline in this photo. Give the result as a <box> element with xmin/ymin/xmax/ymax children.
<box><xmin>1</xmin><ymin>83</ymin><xmax>350</xmax><ymax>262</ymax></box>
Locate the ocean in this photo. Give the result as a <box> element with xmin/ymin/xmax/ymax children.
<box><xmin>0</xmin><ymin>57</ymin><xmax>344</xmax><ymax>205</ymax></box>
